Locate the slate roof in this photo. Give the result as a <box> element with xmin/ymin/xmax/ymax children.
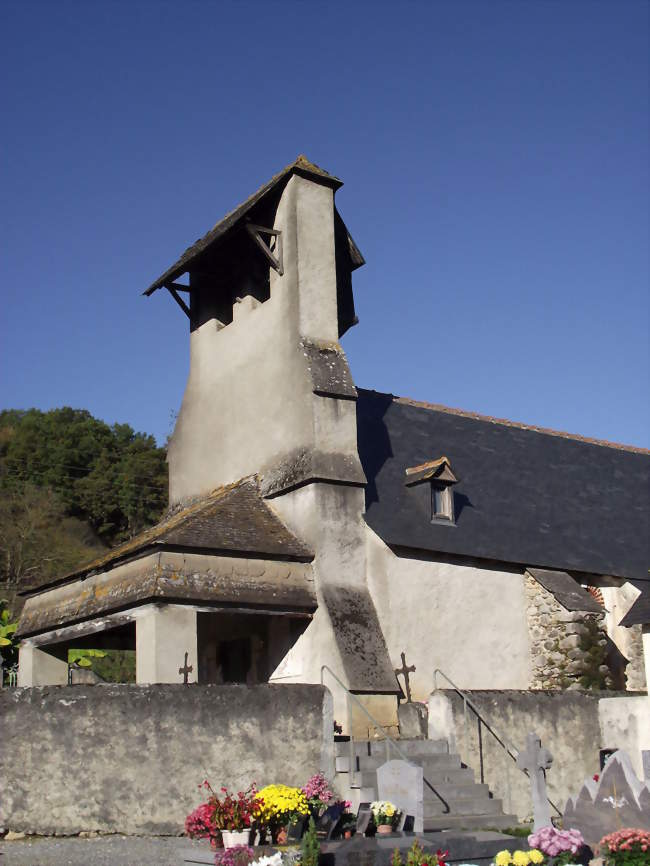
<box><xmin>619</xmin><ymin>586</ymin><xmax>650</xmax><ymax>626</ymax></box>
<box><xmin>357</xmin><ymin>389</ymin><xmax>650</xmax><ymax>581</ymax></box>
<box><xmin>143</xmin><ymin>155</ymin><xmax>363</xmax><ymax>296</ymax></box>
<box><xmin>526</xmin><ymin>568</ymin><xmax>603</xmax><ymax>613</ymax></box>
<box><xmin>24</xmin><ymin>477</ymin><xmax>313</xmax><ymax>597</ymax></box>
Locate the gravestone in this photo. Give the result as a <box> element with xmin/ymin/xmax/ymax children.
<box><xmin>563</xmin><ymin>749</ymin><xmax>650</xmax><ymax>847</ymax></box>
<box><xmin>287</xmin><ymin>814</ymin><xmax>308</xmax><ymax>842</ymax></box>
<box><xmin>315</xmin><ymin>803</ymin><xmax>346</xmax><ymax>840</ymax></box>
<box><xmin>516</xmin><ymin>731</ymin><xmax>553</xmax><ymax>831</ymax></box>
<box><xmin>398</xmin><ymin>702</ymin><xmax>428</xmax><ymax>739</ymax></box>
<box><xmin>356</xmin><ymin>804</ymin><xmax>372</xmax><ymax>836</ymax></box>
<box><xmin>377</xmin><ymin>759</ymin><xmax>423</xmax><ymax>833</ymax></box>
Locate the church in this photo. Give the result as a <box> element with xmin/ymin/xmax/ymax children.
<box><xmin>16</xmin><ymin>156</ymin><xmax>649</xmax><ymax>733</ymax></box>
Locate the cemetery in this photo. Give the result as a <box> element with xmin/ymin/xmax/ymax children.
<box><xmin>1</xmin><ymin>156</ymin><xmax>649</xmax><ymax>865</ymax></box>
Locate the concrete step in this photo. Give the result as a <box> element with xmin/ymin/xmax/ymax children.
<box><xmin>339</xmin><ymin>738</ymin><xmax>449</xmax><ymax>759</ymax></box>
<box><xmin>424</xmin><ymin>782</ymin><xmax>490</xmax><ymax>800</ymax></box>
<box><xmin>354</xmin><ymin>753</ymin><xmax>463</xmax><ymax>773</ymax></box>
<box><xmin>425</xmin><ymin>797</ymin><xmax>505</xmax><ymax>817</ymax></box>
<box><xmin>345</xmin><ymin>765</ymin><xmax>476</xmax><ymax>790</ymax></box>
<box><xmin>335</xmin><ymin>736</ymin><xmax>516</xmax><ymax>835</ymax></box>
<box><xmin>345</xmin><ymin>786</ymin><xmax>376</xmax><ymax>811</ymax></box>
<box><xmin>423</xmin><ymin>813</ymin><xmax>520</xmax><ymax>832</ymax></box>
<box><xmin>335</xmin><ymin>755</ymin><xmax>351</xmax><ymax>773</ymax></box>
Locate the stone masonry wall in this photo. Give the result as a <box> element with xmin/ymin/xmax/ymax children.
<box><xmin>525</xmin><ymin>574</ymin><xmax>612</xmax><ymax>690</ymax></box>
<box><xmin>623</xmin><ymin>624</ymin><xmax>646</xmax><ymax>691</ymax></box>
<box><xmin>0</xmin><ymin>683</ymin><xmax>334</xmax><ymax>836</ymax></box>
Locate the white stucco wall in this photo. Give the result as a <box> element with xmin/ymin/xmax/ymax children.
<box><xmin>366</xmin><ymin>530</ymin><xmax>533</xmax><ymax>699</ymax></box>
<box><xmin>598</xmin><ymin>694</ymin><xmax>650</xmax><ymax>779</ymax></box>
<box><xmin>168</xmin><ymin>173</ymin><xmax>356</xmax><ymax>505</ymax></box>
<box><xmin>599</xmin><ymin>582</ymin><xmax>646</xmax><ymax>689</ymax></box>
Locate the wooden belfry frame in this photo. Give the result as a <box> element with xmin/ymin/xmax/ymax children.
<box><xmin>158</xmin><ymin>221</ymin><xmax>285</xmax><ymax>321</ymax></box>
<box><xmin>245</xmin><ymin>223</ymin><xmax>284</xmax><ymax>276</ymax></box>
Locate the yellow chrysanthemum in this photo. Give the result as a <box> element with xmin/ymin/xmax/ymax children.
<box><xmin>528</xmin><ymin>850</ymin><xmax>544</xmax><ymax>864</ymax></box>
<box><xmin>495</xmin><ymin>850</ymin><xmax>512</xmax><ymax>866</ymax></box>
<box><xmin>256</xmin><ymin>784</ymin><xmax>309</xmax><ymax>825</ymax></box>
<box><xmin>512</xmin><ymin>851</ymin><xmax>530</xmax><ymax>866</ymax></box>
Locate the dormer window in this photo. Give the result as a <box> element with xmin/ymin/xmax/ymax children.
<box><xmin>405</xmin><ymin>456</ymin><xmax>459</xmax><ymax>525</ymax></box>
<box><xmin>432</xmin><ymin>482</ymin><xmax>454</xmax><ymax>521</ymax></box>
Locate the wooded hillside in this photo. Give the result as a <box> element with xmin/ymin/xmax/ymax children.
<box><xmin>0</xmin><ymin>408</ymin><xmax>168</xmax><ymax>614</ymax></box>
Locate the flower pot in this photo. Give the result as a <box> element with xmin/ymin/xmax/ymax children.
<box><xmin>221</xmin><ymin>829</ymin><xmax>251</xmax><ymax>849</ymax></box>
<box><xmin>275</xmin><ymin>826</ymin><xmax>288</xmax><ymax>845</ymax></box>
<box><xmin>377</xmin><ymin>824</ymin><xmax>393</xmax><ymax>834</ymax></box>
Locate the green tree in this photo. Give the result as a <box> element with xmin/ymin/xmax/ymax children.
<box><xmin>0</xmin><ymin>600</ymin><xmax>19</xmax><ymax>678</ymax></box>
<box><xmin>0</xmin><ymin>408</ymin><xmax>168</xmax><ymax>609</ymax></box>
<box><xmin>300</xmin><ymin>817</ymin><xmax>321</xmax><ymax>866</ymax></box>
<box><xmin>0</xmin><ymin>407</ymin><xmax>167</xmax><ymax>549</ymax></box>
<box><xmin>0</xmin><ymin>484</ymin><xmax>101</xmax><ymax>591</ymax></box>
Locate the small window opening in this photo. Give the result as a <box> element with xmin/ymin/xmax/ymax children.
<box><xmin>432</xmin><ymin>483</ymin><xmax>454</xmax><ymax>522</ymax></box>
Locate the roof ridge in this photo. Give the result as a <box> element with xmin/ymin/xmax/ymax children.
<box><xmin>144</xmin><ymin>156</ymin><xmax>341</xmax><ymax>295</ymax></box>
<box><xmin>359</xmin><ymin>388</ymin><xmax>650</xmax><ymax>455</ymax></box>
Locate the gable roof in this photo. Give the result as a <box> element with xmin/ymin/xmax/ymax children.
<box><xmin>143</xmin><ymin>155</ymin><xmax>363</xmax><ymax>296</ymax></box>
<box><xmin>23</xmin><ymin>477</ymin><xmax>312</xmax><ymax>597</ymax></box>
<box><xmin>357</xmin><ymin>389</ymin><xmax>649</xmax><ymax>581</ymax></box>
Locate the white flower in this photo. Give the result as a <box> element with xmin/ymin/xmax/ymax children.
<box><xmin>252</xmin><ymin>855</ymin><xmax>283</xmax><ymax>866</ymax></box>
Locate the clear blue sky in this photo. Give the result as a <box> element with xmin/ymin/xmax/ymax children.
<box><xmin>2</xmin><ymin>0</ymin><xmax>648</xmax><ymax>448</ymax></box>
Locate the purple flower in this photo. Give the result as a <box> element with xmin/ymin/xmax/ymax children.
<box><xmin>214</xmin><ymin>845</ymin><xmax>255</xmax><ymax>866</ymax></box>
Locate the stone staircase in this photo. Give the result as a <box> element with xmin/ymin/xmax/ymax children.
<box><xmin>335</xmin><ymin>737</ymin><xmax>519</xmax><ymax>832</ymax></box>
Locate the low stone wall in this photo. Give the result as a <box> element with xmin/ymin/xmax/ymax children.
<box><xmin>0</xmin><ymin>683</ymin><xmax>334</xmax><ymax>835</ymax></box>
<box><xmin>428</xmin><ymin>689</ymin><xmax>638</xmax><ymax>822</ymax></box>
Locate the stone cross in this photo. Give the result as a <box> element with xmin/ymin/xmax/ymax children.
<box><xmin>516</xmin><ymin>731</ymin><xmax>553</xmax><ymax>830</ymax></box>
<box><xmin>394</xmin><ymin>651</ymin><xmax>416</xmax><ymax>703</ymax></box>
<box><xmin>179</xmin><ymin>652</ymin><xmax>193</xmax><ymax>684</ymax></box>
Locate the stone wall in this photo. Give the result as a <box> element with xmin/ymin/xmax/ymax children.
<box><xmin>621</xmin><ymin>624</ymin><xmax>647</xmax><ymax>691</ymax></box>
<box><xmin>524</xmin><ymin>573</ymin><xmax>612</xmax><ymax>690</ymax></box>
<box><xmin>429</xmin><ymin>689</ymin><xmax>616</xmax><ymax>822</ymax></box>
<box><xmin>0</xmin><ymin>683</ymin><xmax>334</xmax><ymax>835</ymax></box>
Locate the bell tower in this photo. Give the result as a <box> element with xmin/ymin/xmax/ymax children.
<box><xmin>144</xmin><ymin>156</ymin><xmax>366</xmax><ymax>506</ymax></box>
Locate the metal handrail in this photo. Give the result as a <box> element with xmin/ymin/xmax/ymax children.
<box><xmin>433</xmin><ymin>668</ymin><xmax>562</xmax><ymax>817</ymax></box>
<box><xmin>320</xmin><ymin>664</ymin><xmax>449</xmax><ymax>813</ymax></box>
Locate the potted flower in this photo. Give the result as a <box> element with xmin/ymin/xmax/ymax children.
<box><xmin>527</xmin><ymin>827</ymin><xmax>585</xmax><ymax>866</ymax></box>
<box><xmin>370</xmin><ymin>800</ymin><xmax>401</xmax><ymax>834</ymax></box>
<box><xmin>214</xmin><ymin>846</ymin><xmax>256</xmax><ymax>866</ymax></box>
<box><xmin>209</xmin><ymin>783</ymin><xmax>264</xmax><ymax>849</ymax></box>
<box><xmin>185</xmin><ymin>799</ymin><xmax>221</xmax><ymax>850</ymax></box>
<box><xmin>301</xmin><ymin>772</ymin><xmax>334</xmax><ymax>819</ymax></box>
<box><xmin>598</xmin><ymin>828</ymin><xmax>650</xmax><ymax>866</ymax></box>
<box><xmin>494</xmin><ymin>848</ymin><xmax>545</xmax><ymax>866</ymax></box>
<box><xmin>257</xmin><ymin>783</ymin><xmax>310</xmax><ymax>844</ymax></box>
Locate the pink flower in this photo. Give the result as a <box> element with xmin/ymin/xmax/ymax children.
<box><xmin>302</xmin><ymin>772</ymin><xmax>334</xmax><ymax>803</ymax></box>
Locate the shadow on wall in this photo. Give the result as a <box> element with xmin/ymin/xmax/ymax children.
<box><xmin>356</xmin><ymin>390</ymin><xmax>395</xmax><ymax>508</ymax></box>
